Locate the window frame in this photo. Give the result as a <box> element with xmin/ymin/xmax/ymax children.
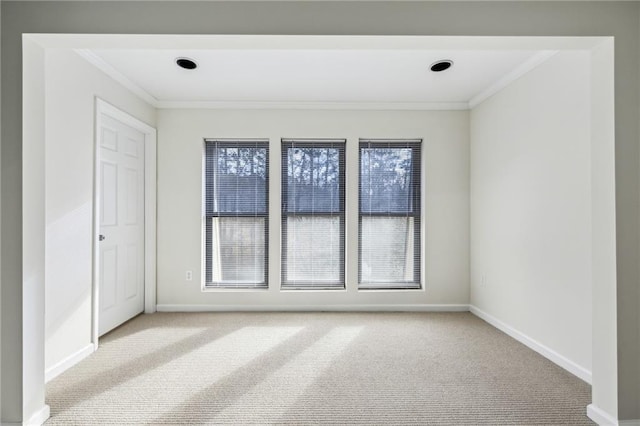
<box><xmin>358</xmin><ymin>139</ymin><xmax>422</xmax><ymax>290</ymax></box>
<box><xmin>203</xmin><ymin>139</ymin><xmax>269</xmax><ymax>290</ymax></box>
<box><xmin>281</xmin><ymin>139</ymin><xmax>346</xmax><ymax>290</ymax></box>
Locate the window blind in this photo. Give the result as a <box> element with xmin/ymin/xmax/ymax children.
<box><xmin>204</xmin><ymin>139</ymin><xmax>269</xmax><ymax>289</ymax></box>
<box><xmin>281</xmin><ymin>139</ymin><xmax>346</xmax><ymax>290</ymax></box>
<box><xmin>359</xmin><ymin>139</ymin><xmax>421</xmax><ymax>289</ymax></box>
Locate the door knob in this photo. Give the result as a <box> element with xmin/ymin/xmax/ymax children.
<box><xmin>99</xmin><ymin>234</ymin><xmax>106</xmax><ymax>241</ymax></box>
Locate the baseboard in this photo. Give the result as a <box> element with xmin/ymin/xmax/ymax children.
<box><xmin>469</xmin><ymin>305</ymin><xmax>592</xmax><ymax>384</ymax></box>
<box><xmin>619</xmin><ymin>420</ymin><xmax>640</xmax><ymax>426</ymax></box>
<box><xmin>587</xmin><ymin>404</ymin><xmax>618</xmax><ymax>425</ymax></box>
<box><xmin>156</xmin><ymin>304</ymin><xmax>470</xmax><ymax>312</ymax></box>
<box><xmin>14</xmin><ymin>404</ymin><xmax>51</xmax><ymax>426</ymax></box>
<box><xmin>1</xmin><ymin>404</ymin><xmax>50</xmax><ymax>426</ymax></box>
<box><xmin>45</xmin><ymin>343</ymin><xmax>95</xmax><ymax>383</ymax></box>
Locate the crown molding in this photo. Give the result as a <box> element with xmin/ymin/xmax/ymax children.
<box><xmin>468</xmin><ymin>50</ymin><xmax>558</xmax><ymax>109</ymax></box>
<box><xmin>75</xmin><ymin>48</ymin><xmax>160</xmax><ymax>107</ymax></box>
<box><xmin>155</xmin><ymin>100</ymin><xmax>470</xmax><ymax>110</ymax></box>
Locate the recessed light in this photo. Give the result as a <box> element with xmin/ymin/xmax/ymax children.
<box><xmin>430</xmin><ymin>60</ymin><xmax>453</xmax><ymax>72</ymax></box>
<box><xmin>176</xmin><ymin>57</ymin><xmax>198</xmax><ymax>70</ymax></box>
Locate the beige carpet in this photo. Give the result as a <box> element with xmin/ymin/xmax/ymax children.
<box><xmin>46</xmin><ymin>312</ymin><xmax>593</xmax><ymax>425</ymax></box>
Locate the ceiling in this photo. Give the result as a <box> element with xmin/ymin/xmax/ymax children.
<box><xmin>77</xmin><ymin>40</ymin><xmax>558</xmax><ymax>110</ymax></box>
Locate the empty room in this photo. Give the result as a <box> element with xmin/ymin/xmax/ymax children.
<box><xmin>1</xmin><ymin>2</ymin><xmax>639</xmax><ymax>426</ymax></box>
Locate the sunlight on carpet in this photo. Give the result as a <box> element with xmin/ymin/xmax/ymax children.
<box><xmin>45</xmin><ymin>312</ymin><xmax>593</xmax><ymax>425</ymax></box>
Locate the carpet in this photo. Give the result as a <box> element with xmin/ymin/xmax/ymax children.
<box><xmin>45</xmin><ymin>312</ymin><xmax>593</xmax><ymax>425</ymax></box>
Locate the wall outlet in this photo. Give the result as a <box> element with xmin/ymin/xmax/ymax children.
<box><xmin>186</xmin><ymin>270</ymin><xmax>193</xmax><ymax>281</ymax></box>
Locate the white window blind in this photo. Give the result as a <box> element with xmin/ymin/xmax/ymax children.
<box><xmin>204</xmin><ymin>139</ymin><xmax>269</xmax><ymax>289</ymax></box>
<box><xmin>281</xmin><ymin>139</ymin><xmax>346</xmax><ymax>290</ymax></box>
<box><xmin>359</xmin><ymin>139</ymin><xmax>421</xmax><ymax>289</ymax></box>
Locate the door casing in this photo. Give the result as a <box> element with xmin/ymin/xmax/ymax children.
<box><xmin>93</xmin><ymin>98</ymin><xmax>157</xmax><ymax>349</ymax></box>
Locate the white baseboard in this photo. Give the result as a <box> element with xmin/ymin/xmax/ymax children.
<box><xmin>587</xmin><ymin>404</ymin><xmax>619</xmax><ymax>425</ymax></box>
<box><xmin>619</xmin><ymin>420</ymin><xmax>640</xmax><ymax>426</ymax></box>
<box><xmin>469</xmin><ymin>305</ymin><xmax>592</xmax><ymax>384</ymax></box>
<box><xmin>45</xmin><ymin>343</ymin><xmax>95</xmax><ymax>383</ymax></box>
<box><xmin>156</xmin><ymin>304</ymin><xmax>470</xmax><ymax>312</ymax></box>
<box><xmin>24</xmin><ymin>404</ymin><xmax>50</xmax><ymax>426</ymax></box>
<box><xmin>1</xmin><ymin>404</ymin><xmax>50</xmax><ymax>426</ymax></box>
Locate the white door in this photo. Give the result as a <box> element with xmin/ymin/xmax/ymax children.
<box><xmin>98</xmin><ymin>114</ymin><xmax>145</xmax><ymax>336</ymax></box>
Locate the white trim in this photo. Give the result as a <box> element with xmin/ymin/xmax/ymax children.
<box><xmin>144</xmin><ymin>130</ymin><xmax>158</xmax><ymax>314</ymax></box>
<box><xmin>0</xmin><ymin>405</ymin><xmax>51</xmax><ymax>426</ymax></box>
<box><xmin>469</xmin><ymin>305</ymin><xmax>592</xmax><ymax>384</ymax></box>
<box><xmin>620</xmin><ymin>421</ymin><xmax>640</xmax><ymax>426</ymax></box>
<box><xmin>587</xmin><ymin>404</ymin><xmax>619</xmax><ymax>426</ymax></box>
<box><xmin>29</xmin><ymin>34</ymin><xmax>608</xmax><ymax>52</ymax></box>
<box><xmin>19</xmin><ymin>405</ymin><xmax>50</xmax><ymax>426</ymax></box>
<box><xmin>93</xmin><ymin>98</ymin><xmax>157</xmax><ymax>347</ymax></box>
<box><xmin>76</xmin><ymin>49</ymin><xmax>159</xmax><ymax>107</ymax></box>
<box><xmin>156</xmin><ymin>100</ymin><xmax>470</xmax><ymax>111</ymax></box>
<box><xmin>92</xmin><ymin>99</ymin><xmax>103</xmax><ymax>350</ymax></box>
<box><xmin>468</xmin><ymin>50</ymin><xmax>558</xmax><ymax>108</ymax></box>
<box><xmin>44</xmin><ymin>344</ymin><xmax>95</xmax><ymax>383</ymax></box>
<box><xmin>96</xmin><ymin>98</ymin><xmax>156</xmax><ymax>134</ymax></box>
<box><xmin>157</xmin><ymin>304</ymin><xmax>470</xmax><ymax>312</ymax></box>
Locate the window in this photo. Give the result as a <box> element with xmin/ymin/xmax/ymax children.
<box><xmin>281</xmin><ymin>139</ymin><xmax>346</xmax><ymax>289</ymax></box>
<box><xmin>359</xmin><ymin>140</ymin><xmax>421</xmax><ymax>289</ymax></box>
<box><xmin>204</xmin><ymin>140</ymin><xmax>269</xmax><ymax>289</ymax></box>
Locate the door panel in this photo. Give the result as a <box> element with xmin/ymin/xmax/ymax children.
<box><xmin>100</xmin><ymin>246</ymin><xmax>118</xmax><ymax>311</ymax></box>
<box><xmin>101</xmin><ymin>127</ymin><xmax>118</xmax><ymax>151</ymax></box>
<box><xmin>98</xmin><ymin>114</ymin><xmax>145</xmax><ymax>336</ymax></box>
<box><xmin>123</xmin><ymin>135</ymin><xmax>140</xmax><ymax>158</ymax></box>
<box><xmin>124</xmin><ymin>243</ymin><xmax>139</xmax><ymax>300</ymax></box>
<box><xmin>125</xmin><ymin>168</ymin><xmax>139</xmax><ymax>225</ymax></box>
<box><xmin>101</xmin><ymin>162</ymin><xmax>118</xmax><ymax>226</ymax></box>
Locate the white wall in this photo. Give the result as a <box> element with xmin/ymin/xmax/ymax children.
<box><xmin>588</xmin><ymin>39</ymin><xmax>618</xmax><ymax>422</ymax></box>
<box><xmin>22</xmin><ymin>38</ymin><xmax>48</xmax><ymax>423</ymax></box>
<box><xmin>157</xmin><ymin>109</ymin><xmax>469</xmax><ymax>309</ymax></box>
<box><xmin>470</xmin><ymin>51</ymin><xmax>592</xmax><ymax>376</ymax></box>
<box><xmin>44</xmin><ymin>49</ymin><xmax>156</xmax><ymax>374</ymax></box>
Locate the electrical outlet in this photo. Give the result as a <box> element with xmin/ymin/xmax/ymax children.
<box><xmin>186</xmin><ymin>270</ymin><xmax>193</xmax><ymax>281</ymax></box>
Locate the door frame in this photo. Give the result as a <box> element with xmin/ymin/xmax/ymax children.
<box><xmin>92</xmin><ymin>98</ymin><xmax>157</xmax><ymax>349</ymax></box>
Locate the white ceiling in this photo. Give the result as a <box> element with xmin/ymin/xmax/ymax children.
<box><xmin>76</xmin><ymin>36</ymin><xmax>560</xmax><ymax>110</ymax></box>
